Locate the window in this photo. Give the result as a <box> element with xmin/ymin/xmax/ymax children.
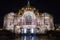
<box><xmin>25</xmin><ymin>15</ymin><xmax>32</xmax><ymax>25</ymax></box>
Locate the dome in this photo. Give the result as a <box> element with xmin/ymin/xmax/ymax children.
<box><xmin>17</xmin><ymin>1</ymin><xmax>39</xmax><ymax>15</ymax></box>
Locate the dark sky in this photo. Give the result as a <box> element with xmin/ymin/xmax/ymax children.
<box><xmin>0</xmin><ymin>0</ymin><xmax>59</xmax><ymax>27</ymax></box>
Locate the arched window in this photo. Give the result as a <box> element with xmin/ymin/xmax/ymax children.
<box><xmin>25</xmin><ymin>15</ymin><xmax>32</xmax><ymax>25</ymax></box>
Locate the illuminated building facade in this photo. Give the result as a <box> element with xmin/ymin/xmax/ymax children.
<box><xmin>3</xmin><ymin>1</ymin><xmax>54</xmax><ymax>34</ymax></box>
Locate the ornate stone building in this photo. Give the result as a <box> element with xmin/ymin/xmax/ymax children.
<box><xmin>3</xmin><ymin>1</ymin><xmax>54</xmax><ymax>34</ymax></box>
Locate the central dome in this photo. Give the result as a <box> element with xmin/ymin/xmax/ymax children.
<box><xmin>21</xmin><ymin>6</ymin><xmax>36</xmax><ymax>11</ymax></box>
<box><xmin>17</xmin><ymin>1</ymin><xmax>39</xmax><ymax>15</ymax></box>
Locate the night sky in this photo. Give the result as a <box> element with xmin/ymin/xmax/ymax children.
<box><xmin>0</xmin><ymin>0</ymin><xmax>59</xmax><ymax>28</ymax></box>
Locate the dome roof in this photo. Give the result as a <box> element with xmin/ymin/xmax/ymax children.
<box><xmin>21</xmin><ymin>6</ymin><xmax>36</xmax><ymax>11</ymax></box>
<box><xmin>17</xmin><ymin>1</ymin><xmax>41</xmax><ymax>16</ymax></box>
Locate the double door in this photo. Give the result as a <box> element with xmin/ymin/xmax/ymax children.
<box><xmin>21</xmin><ymin>28</ymin><xmax>36</xmax><ymax>34</ymax></box>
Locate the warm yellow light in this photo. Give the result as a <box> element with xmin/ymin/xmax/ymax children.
<box><xmin>18</xmin><ymin>10</ymin><xmax>23</xmax><ymax>15</ymax></box>
<box><xmin>21</xmin><ymin>8</ymin><xmax>24</xmax><ymax>10</ymax></box>
<box><xmin>29</xmin><ymin>7</ymin><xmax>32</xmax><ymax>10</ymax></box>
<box><xmin>16</xmin><ymin>26</ymin><xmax>20</xmax><ymax>28</ymax></box>
<box><xmin>33</xmin><ymin>8</ymin><xmax>36</xmax><ymax>10</ymax></box>
<box><xmin>36</xmin><ymin>12</ymin><xmax>40</xmax><ymax>16</ymax></box>
<box><xmin>26</xmin><ymin>8</ymin><xmax>28</xmax><ymax>10</ymax></box>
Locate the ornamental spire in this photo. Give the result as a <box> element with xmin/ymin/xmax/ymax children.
<box><xmin>27</xmin><ymin>0</ymin><xmax>30</xmax><ymax>6</ymax></box>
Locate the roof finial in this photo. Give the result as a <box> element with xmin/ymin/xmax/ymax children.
<box><xmin>27</xmin><ymin>0</ymin><xmax>30</xmax><ymax>6</ymax></box>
